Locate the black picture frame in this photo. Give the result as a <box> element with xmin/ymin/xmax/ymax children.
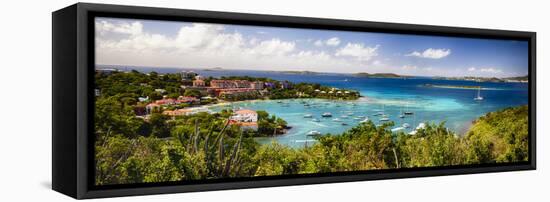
<box><xmin>52</xmin><ymin>2</ymin><xmax>536</xmax><ymax>199</ymax></box>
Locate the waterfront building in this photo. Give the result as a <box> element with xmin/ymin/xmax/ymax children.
<box><xmin>193</xmin><ymin>79</ymin><xmax>206</xmax><ymax>87</ymax></box>
<box><xmin>230</xmin><ymin>109</ymin><xmax>258</xmax><ymax>122</ymax></box>
<box><xmin>229</xmin><ymin>109</ymin><xmax>259</xmax><ymax>131</ymax></box>
<box><xmin>250</xmin><ymin>81</ymin><xmax>264</xmax><ymax>90</ymax></box>
<box><xmin>210</xmin><ymin>80</ymin><xmax>252</xmax><ymax>88</ymax></box>
<box><xmin>177</xmin><ymin>96</ymin><xmax>200</xmax><ymax>104</ymax></box>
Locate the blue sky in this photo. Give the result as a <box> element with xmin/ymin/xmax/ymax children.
<box><xmin>95</xmin><ymin>17</ymin><xmax>528</xmax><ymax>77</ymax></box>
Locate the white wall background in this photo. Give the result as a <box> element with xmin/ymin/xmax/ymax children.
<box><xmin>0</xmin><ymin>0</ymin><xmax>547</xmax><ymax>201</ymax></box>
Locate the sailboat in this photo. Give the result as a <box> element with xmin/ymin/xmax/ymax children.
<box><xmin>474</xmin><ymin>86</ymin><xmax>484</xmax><ymax>101</ymax></box>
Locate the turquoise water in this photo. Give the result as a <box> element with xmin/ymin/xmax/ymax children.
<box><xmin>119</xmin><ymin>67</ymin><xmax>529</xmax><ymax>148</ymax></box>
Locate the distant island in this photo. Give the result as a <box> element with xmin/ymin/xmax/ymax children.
<box><xmin>352</xmin><ymin>72</ymin><xmax>406</xmax><ymax>78</ymax></box>
<box><xmin>203</xmin><ymin>67</ymin><xmax>224</xmax><ymax>71</ymax></box>
<box><xmin>279</xmin><ymin>70</ymin><xmax>320</xmax><ymax>75</ymax></box>
<box><xmin>433</xmin><ymin>75</ymin><xmax>528</xmax><ymax>83</ymax></box>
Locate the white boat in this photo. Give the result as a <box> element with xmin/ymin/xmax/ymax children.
<box><xmin>322</xmin><ymin>112</ymin><xmax>332</xmax><ymax>117</ymax></box>
<box><xmin>379</xmin><ymin>113</ymin><xmax>390</xmax><ymax>121</ymax></box>
<box><xmin>403</xmin><ymin>123</ymin><xmax>411</xmax><ymax>128</ymax></box>
<box><xmin>360</xmin><ymin>118</ymin><xmax>370</xmax><ymax>123</ymax></box>
<box><xmin>303</xmin><ymin>114</ymin><xmax>313</xmax><ymax>118</ymax></box>
<box><xmin>333</xmin><ymin>118</ymin><xmax>341</xmax><ymax>122</ymax></box>
<box><xmin>474</xmin><ymin>86</ymin><xmax>484</xmax><ymax>101</ymax></box>
<box><xmin>353</xmin><ymin>117</ymin><xmax>361</xmax><ymax>120</ymax></box>
<box><xmin>391</xmin><ymin>127</ymin><xmax>405</xmax><ymax>132</ymax></box>
<box><xmin>357</xmin><ymin>115</ymin><xmax>366</xmax><ymax>118</ymax></box>
<box><xmin>312</xmin><ymin>118</ymin><xmax>320</xmax><ymax>122</ymax></box>
<box><xmin>307</xmin><ymin>130</ymin><xmax>321</xmax><ymax>136</ymax></box>
<box><xmin>341</xmin><ymin>115</ymin><xmax>349</xmax><ymax>119</ymax></box>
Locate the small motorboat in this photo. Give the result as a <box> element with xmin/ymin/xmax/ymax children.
<box><xmin>360</xmin><ymin>118</ymin><xmax>370</xmax><ymax>123</ymax></box>
<box><xmin>312</xmin><ymin>118</ymin><xmax>320</xmax><ymax>122</ymax></box>
<box><xmin>391</xmin><ymin>127</ymin><xmax>405</xmax><ymax>132</ymax></box>
<box><xmin>307</xmin><ymin>130</ymin><xmax>321</xmax><ymax>136</ymax></box>
<box><xmin>322</xmin><ymin>112</ymin><xmax>332</xmax><ymax>117</ymax></box>
<box><xmin>403</xmin><ymin>123</ymin><xmax>411</xmax><ymax>128</ymax></box>
<box><xmin>341</xmin><ymin>122</ymin><xmax>348</xmax><ymax>126</ymax></box>
<box><xmin>303</xmin><ymin>114</ymin><xmax>313</xmax><ymax>118</ymax></box>
<box><xmin>333</xmin><ymin>118</ymin><xmax>342</xmax><ymax>122</ymax></box>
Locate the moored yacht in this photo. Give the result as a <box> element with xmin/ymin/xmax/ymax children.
<box><xmin>322</xmin><ymin>112</ymin><xmax>332</xmax><ymax>117</ymax></box>
<box><xmin>307</xmin><ymin>130</ymin><xmax>321</xmax><ymax>136</ymax></box>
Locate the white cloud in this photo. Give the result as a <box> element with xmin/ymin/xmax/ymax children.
<box><xmin>468</xmin><ymin>67</ymin><xmax>476</xmax><ymax>72</ymax></box>
<box><xmin>480</xmin><ymin>67</ymin><xmax>502</xmax><ymax>73</ymax></box>
<box><xmin>96</xmin><ymin>20</ymin><xmax>143</xmax><ymax>36</ymax></box>
<box><xmin>406</xmin><ymin>48</ymin><xmax>451</xmax><ymax>59</ymax></box>
<box><xmin>326</xmin><ymin>37</ymin><xmax>341</xmax><ymax>46</ymax></box>
<box><xmin>335</xmin><ymin>43</ymin><xmax>379</xmax><ymax>62</ymax></box>
<box><xmin>96</xmin><ymin>20</ymin><xmax>376</xmax><ymax>73</ymax></box>
<box><xmin>313</xmin><ymin>40</ymin><xmax>324</xmax><ymax>47</ymax></box>
<box><xmin>401</xmin><ymin>65</ymin><xmax>417</xmax><ymax>70</ymax></box>
<box><xmin>248</xmin><ymin>39</ymin><xmax>295</xmax><ymax>56</ymax></box>
<box><xmin>313</xmin><ymin>37</ymin><xmax>341</xmax><ymax>47</ymax></box>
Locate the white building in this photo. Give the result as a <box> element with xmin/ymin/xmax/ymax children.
<box><xmin>230</xmin><ymin>109</ymin><xmax>258</xmax><ymax>123</ymax></box>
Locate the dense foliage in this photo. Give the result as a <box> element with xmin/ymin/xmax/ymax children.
<box><xmin>95</xmin><ymin>70</ymin><xmax>183</xmax><ymax>99</ymax></box>
<box><xmin>95</xmin><ymin>97</ymin><xmax>529</xmax><ymax>185</ymax></box>
<box><xmin>96</xmin><ymin>70</ymin><xmax>360</xmax><ymax>103</ymax></box>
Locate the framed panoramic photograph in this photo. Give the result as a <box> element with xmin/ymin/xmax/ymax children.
<box><xmin>52</xmin><ymin>3</ymin><xmax>536</xmax><ymax>199</ymax></box>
